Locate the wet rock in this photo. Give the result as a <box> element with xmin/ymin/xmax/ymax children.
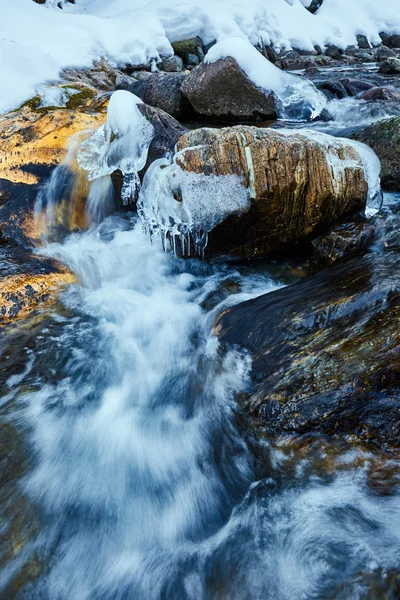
<box><xmin>356</xmin><ymin>34</ymin><xmax>371</xmax><ymax>49</ymax></box>
<box><xmin>360</xmin><ymin>87</ymin><xmax>400</xmax><ymax>101</ymax></box>
<box><xmin>0</xmin><ymin>92</ymin><xmax>107</xmax><ymax>246</ymax></box>
<box><xmin>341</xmin><ymin>78</ymin><xmax>374</xmax><ymax>96</ymax></box>
<box><xmin>325</xmin><ymin>45</ymin><xmax>343</xmax><ymax>60</ymax></box>
<box><xmin>261</xmin><ymin>45</ymin><xmax>278</xmax><ymax>64</ymax></box>
<box><xmin>128</xmin><ymin>72</ymin><xmax>189</xmax><ymax>119</ymax></box>
<box><xmin>312</xmin><ymin>218</ymin><xmax>376</xmax><ymax>267</ymax></box>
<box><xmin>215</xmin><ymin>250</ymin><xmax>400</xmax><ymax>448</ymax></box>
<box><xmin>353</xmin><ymin>117</ymin><xmax>400</xmax><ymax>191</ymax></box>
<box><xmin>378</xmin><ymin>58</ymin><xmax>400</xmax><ymax>75</ymax></box>
<box><xmin>181</xmin><ymin>57</ymin><xmax>278</xmax><ymax>122</ymax></box>
<box><xmin>160</xmin><ymin>55</ymin><xmax>184</xmax><ymax>72</ymax></box>
<box><xmin>174</xmin><ymin>126</ymin><xmax>369</xmax><ymax>258</ymax></box>
<box><xmin>317</xmin><ymin>80</ymin><xmax>348</xmax><ymax>99</ymax></box>
<box><xmin>387</xmin><ymin>34</ymin><xmax>400</xmax><ymax>49</ymax></box>
<box><xmin>376</xmin><ymin>46</ymin><xmax>396</xmax><ymax>61</ymax></box>
<box><xmin>0</xmin><ymin>247</ymin><xmax>75</xmax><ymax>325</ymax></box>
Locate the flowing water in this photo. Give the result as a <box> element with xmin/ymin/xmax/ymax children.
<box><xmin>1</xmin><ymin>80</ymin><xmax>400</xmax><ymax>599</ymax></box>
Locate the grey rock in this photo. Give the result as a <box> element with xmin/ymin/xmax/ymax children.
<box><xmin>378</xmin><ymin>57</ymin><xmax>400</xmax><ymax>74</ymax></box>
<box><xmin>325</xmin><ymin>45</ymin><xmax>343</xmax><ymax>60</ymax></box>
<box><xmin>115</xmin><ymin>73</ymin><xmax>136</xmax><ymax>90</ymax></box>
<box><xmin>180</xmin><ymin>57</ymin><xmax>278</xmax><ymax>122</ymax></box>
<box><xmin>376</xmin><ymin>46</ymin><xmax>395</xmax><ymax>61</ymax></box>
<box><xmin>187</xmin><ymin>53</ymin><xmax>200</xmax><ymax>66</ymax></box>
<box><xmin>160</xmin><ymin>55</ymin><xmax>184</xmax><ymax>72</ymax></box>
<box><xmin>128</xmin><ymin>72</ymin><xmax>188</xmax><ymax>118</ymax></box>
<box><xmin>356</xmin><ymin>34</ymin><xmax>371</xmax><ymax>49</ymax></box>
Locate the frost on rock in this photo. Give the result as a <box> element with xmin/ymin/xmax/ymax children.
<box><xmin>138</xmin><ymin>151</ymin><xmax>251</xmax><ymax>257</ymax></box>
<box><xmin>205</xmin><ymin>38</ymin><xmax>327</xmax><ymax>121</ymax></box>
<box><xmin>281</xmin><ymin>128</ymin><xmax>382</xmax><ymax>215</ymax></box>
<box><xmin>77</xmin><ymin>90</ymin><xmax>154</xmax><ymax>204</ymax></box>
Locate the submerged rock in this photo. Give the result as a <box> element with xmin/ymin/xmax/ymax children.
<box><xmin>215</xmin><ymin>250</ymin><xmax>400</xmax><ymax>448</ymax></box>
<box><xmin>0</xmin><ymin>247</ymin><xmax>75</xmax><ymax>325</ymax></box>
<box><xmin>180</xmin><ymin>57</ymin><xmax>278</xmax><ymax>122</ymax></box>
<box><xmin>353</xmin><ymin>117</ymin><xmax>400</xmax><ymax>191</ymax></box>
<box><xmin>360</xmin><ymin>87</ymin><xmax>400</xmax><ymax>101</ymax></box>
<box><xmin>169</xmin><ymin>126</ymin><xmax>375</xmax><ymax>258</ymax></box>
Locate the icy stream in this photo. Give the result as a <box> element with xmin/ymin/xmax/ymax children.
<box><xmin>1</xmin><ymin>70</ymin><xmax>400</xmax><ymax>599</ymax></box>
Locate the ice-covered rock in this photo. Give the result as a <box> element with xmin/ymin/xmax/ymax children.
<box><xmin>77</xmin><ymin>90</ymin><xmax>154</xmax><ymax>204</ymax></box>
<box><xmin>139</xmin><ymin>125</ymin><xmax>381</xmax><ymax>258</ymax></box>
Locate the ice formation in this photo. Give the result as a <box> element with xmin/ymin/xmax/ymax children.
<box><xmin>205</xmin><ymin>38</ymin><xmax>326</xmax><ymax>120</ymax></box>
<box><xmin>138</xmin><ymin>153</ymin><xmax>251</xmax><ymax>257</ymax></box>
<box><xmin>281</xmin><ymin>128</ymin><xmax>382</xmax><ymax>215</ymax></box>
<box><xmin>77</xmin><ymin>90</ymin><xmax>154</xmax><ymax>204</ymax></box>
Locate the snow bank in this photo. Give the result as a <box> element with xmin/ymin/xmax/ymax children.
<box><xmin>205</xmin><ymin>38</ymin><xmax>326</xmax><ymax>120</ymax></box>
<box><xmin>1</xmin><ymin>0</ymin><xmax>400</xmax><ymax>114</ymax></box>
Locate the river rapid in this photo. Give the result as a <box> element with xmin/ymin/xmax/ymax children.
<box><xmin>1</xmin><ymin>66</ymin><xmax>400</xmax><ymax>600</ymax></box>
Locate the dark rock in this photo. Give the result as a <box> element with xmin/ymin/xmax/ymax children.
<box><xmin>203</xmin><ymin>40</ymin><xmax>217</xmax><ymax>54</ymax></box>
<box><xmin>312</xmin><ymin>218</ymin><xmax>376</xmax><ymax>267</ymax></box>
<box><xmin>353</xmin><ymin>117</ymin><xmax>400</xmax><ymax>191</ymax></box>
<box><xmin>187</xmin><ymin>53</ymin><xmax>200</xmax><ymax>66</ymax></box>
<box><xmin>304</xmin><ymin>66</ymin><xmax>320</xmax><ymax>77</ymax></box>
<box><xmin>388</xmin><ymin>35</ymin><xmax>400</xmax><ymax>49</ymax></box>
<box><xmin>380</xmin><ymin>32</ymin><xmax>390</xmax><ymax>46</ymax></box>
<box><xmin>344</xmin><ymin>45</ymin><xmax>357</xmax><ymax>57</ymax></box>
<box><xmin>357</xmin><ymin>34</ymin><xmax>371</xmax><ymax>49</ymax></box>
<box><xmin>306</xmin><ymin>0</ymin><xmax>323</xmax><ymax>13</ymax></box>
<box><xmin>180</xmin><ymin>57</ymin><xmax>278</xmax><ymax>122</ymax></box>
<box><xmin>360</xmin><ymin>87</ymin><xmax>400</xmax><ymax>101</ymax></box>
<box><xmin>261</xmin><ymin>45</ymin><xmax>278</xmax><ymax>64</ymax></box>
<box><xmin>215</xmin><ymin>250</ymin><xmax>400</xmax><ymax>448</ymax></box>
<box><xmin>340</xmin><ymin>78</ymin><xmax>374</xmax><ymax>96</ymax></box>
<box><xmin>160</xmin><ymin>55</ymin><xmax>184</xmax><ymax>72</ymax></box>
<box><xmin>378</xmin><ymin>57</ymin><xmax>400</xmax><ymax>74</ymax></box>
<box><xmin>317</xmin><ymin>80</ymin><xmax>348</xmax><ymax>99</ymax></box>
<box><xmin>172</xmin><ymin>37</ymin><xmax>203</xmax><ymax>60</ymax></box>
<box><xmin>376</xmin><ymin>46</ymin><xmax>396</xmax><ymax>61</ymax></box>
<box><xmin>128</xmin><ymin>72</ymin><xmax>189</xmax><ymax>118</ymax></box>
<box><xmin>325</xmin><ymin>45</ymin><xmax>343</xmax><ymax>60</ymax></box>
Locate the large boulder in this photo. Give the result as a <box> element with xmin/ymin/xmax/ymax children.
<box><xmin>353</xmin><ymin>117</ymin><xmax>400</xmax><ymax>191</ymax></box>
<box><xmin>171</xmin><ymin>126</ymin><xmax>374</xmax><ymax>258</ymax></box>
<box><xmin>128</xmin><ymin>72</ymin><xmax>190</xmax><ymax>119</ymax></box>
<box><xmin>180</xmin><ymin>57</ymin><xmax>278</xmax><ymax>122</ymax></box>
<box><xmin>215</xmin><ymin>250</ymin><xmax>400</xmax><ymax>448</ymax></box>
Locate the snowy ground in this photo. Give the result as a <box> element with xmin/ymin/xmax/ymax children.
<box><xmin>1</xmin><ymin>0</ymin><xmax>400</xmax><ymax>114</ymax></box>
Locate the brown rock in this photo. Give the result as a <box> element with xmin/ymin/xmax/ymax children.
<box><xmin>360</xmin><ymin>87</ymin><xmax>400</xmax><ymax>101</ymax></box>
<box><xmin>174</xmin><ymin>126</ymin><xmax>369</xmax><ymax>257</ymax></box>
<box><xmin>0</xmin><ymin>247</ymin><xmax>75</xmax><ymax>325</ymax></box>
<box><xmin>181</xmin><ymin>57</ymin><xmax>278</xmax><ymax>122</ymax></box>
